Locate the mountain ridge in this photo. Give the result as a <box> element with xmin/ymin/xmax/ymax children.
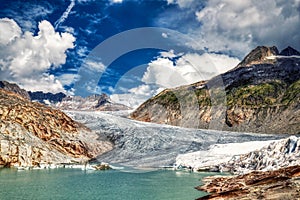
<box><xmin>131</xmin><ymin>46</ymin><xmax>300</xmax><ymax>134</ymax></box>
<box><xmin>0</xmin><ymin>81</ymin><xmax>130</xmax><ymax>111</ymax></box>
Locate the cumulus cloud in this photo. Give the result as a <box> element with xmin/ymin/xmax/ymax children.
<box><xmin>111</xmin><ymin>84</ymin><xmax>163</xmax><ymax>108</ymax></box>
<box><xmin>142</xmin><ymin>51</ymin><xmax>240</xmax><ymax>88</ymax></box>
<box><xmin>0</xmin><ymin>18</ymin><xmax>21</xmax><ymax>45</ymax></box>
<box><xmin>0</xmin><ymin>18</ymin><xmax>75</xmax><ymax>93</ymax></box>
<box><xmin>194</xmin><ymin>0</ymin><xmax>300</xmax><ymax>57</ymax></box>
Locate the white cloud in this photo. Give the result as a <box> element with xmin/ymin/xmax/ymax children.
<box><xmin>59</xmin><ymin>26</ymin><xmax>76</xmax><ymax>35</ymax></box>
<box><xmin>84</xmin><ymin>60</ymin><xmax>106</xmax><ymax>73</ymax></box>
<box><xmin>54</xmin><ymin>0</ymin><xmax>76</xmax><ymax>29</ymax></box>
<box><xmin>0</xmin><ymin>18</ymin><xmax>21</xmax><ymax>45</ymax></box>
<box><xmin>111</xmin><ymin>84</ymin><xmax>163</xmax><ymax>108</ymax></box>
<box><xmin>20</xmin><ymin>74</ymin><xmax>65</xmax><ymax>94</ymax></box>
<box><xmin>0</xmin><ymin>18</ymin><xmax>75</xmax><ymax>93</ymax></box>
<box><xmin>162</xmin><ymin>32</ymin><xmax>169</xmax><ymax>38</ymax></box>
<box><xmin>142</xmin><ymin>51</ymin><xmax>240</xmax><ymax>88</ymax></box>
<box><xmin>193</xmin><ymin>0</ymin><xmax>300</xmax><ymax>57</ymax></box>
<box><xmin>111</xmin><ymin>0</ymin><xmax>123</xmax><ymax>3</ymax></box>
<box><xmin>166</xmin><ymin>0</ymin><xmax>194</xmax><ymax>8</ymax></box>
<box><xmin>57</xmin><ymin>73</ymin><xmax>79</xmax><ymax>86</ymax></box>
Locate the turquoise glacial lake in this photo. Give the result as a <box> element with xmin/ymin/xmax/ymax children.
<box><xmin>0</xmin><ymin>168</ymin><xmax>215</xmax><ymax>200</ymax></box>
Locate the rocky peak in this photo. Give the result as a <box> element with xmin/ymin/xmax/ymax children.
<box><xmin>95</xmin><ymin>94</ymin><xmax>111</xmax><ymax>107</ymax></box>
<box><xmin>236</xmin><ymin>46</ymin><xmax>279</xmax><ymax>67</ymax></box>
<box><xmin>0</xmin><ymin>80</ymin><xmax>30</xmax><ymax>100</ymax></box>
<box><xmin>279</xmin><ymin>46</ymin><xmax>300</xmax><ymax>56</ymax></box>
<box><xmin>29</xmin><ymin>91</ymin><xmax>67</xmax><ymax>104</ymax></box>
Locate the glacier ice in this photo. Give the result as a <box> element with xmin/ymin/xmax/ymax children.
<box><xmin>66</xmin><ymin>111</ymin><xmax>286</xmax><ymax>168</ymax></box>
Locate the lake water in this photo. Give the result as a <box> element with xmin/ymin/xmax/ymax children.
<box><xmin>0</xmin><ymin>168</ymin><xmax>216</xmax><ymax>200</ymax></box>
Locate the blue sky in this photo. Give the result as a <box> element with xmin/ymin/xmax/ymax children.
<box><xmin>0</xmin><ymin>0</ymin><xmax>299</xmax><ymax>107</ymax></box>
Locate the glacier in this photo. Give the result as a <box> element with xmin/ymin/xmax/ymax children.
<box><xmin>66</xmin><ymin>111</ymin><xmax>286</xmax><ymax>169</ymax></box>
<box><xmin>218</xmin><ymin>136</ymin><xmax>300</xmax><ymax>174</ymax></box>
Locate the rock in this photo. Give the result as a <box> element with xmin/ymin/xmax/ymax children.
<box><xmin>94</xmin><ymin>163</ymin><xmax>111</xmax><ymax>170</ymax></box>
<box><xmin>0</xmin><ymin>88</ymin><xmax>113</xmax><ymax>168</ymax></box>
<box><xmin>0</xmin><ymin>80</ymin><xmax>30</xmax><ymax>100</ymax></box>
<box><xmin>196</xmin><ymin>165</ymin><xmax>300</xmax><ymax>200</ymax></box>
<box><xmin>280</xmin><ymin>46</ymin><xmax>300</xmax><ymax>56</ymax></box>
<box><xmin>235</xmin><ymin>46</ymin><xmax>279</xmax><ymax>68</ymax></box>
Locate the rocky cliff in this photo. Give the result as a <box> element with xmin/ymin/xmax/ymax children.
<box><xmin>131</xmin><ymin>46</ymin><xmax>300</xmax><ymax>134</ymax></box>
<box><xmin>0</xmin><ymin>88</ymin><xmax>112</xmax><ymax>168</ymax></box>
<box><xmin>0</xmin><ymin>81</ymin><xmax>30</xmax><ymax>100</ymax></box>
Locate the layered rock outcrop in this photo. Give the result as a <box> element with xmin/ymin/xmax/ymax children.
<box><xmin>197</xmin><ymin>165</ymin><xmax>300</xmax><ymax>200</ymax></box>
<box><xmin>0</xmin><ymin>88</ymin><xmax>112</xmax><ymax>168</ymax></box>
<box><xmin>131</xmin><ymin>46</ymin><xmax>300</xmax><ymax>134</ymax></box>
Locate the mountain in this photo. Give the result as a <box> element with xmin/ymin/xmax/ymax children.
<box><xmin>29</xmin><ymin>91</ymin><xmax>66</xmax><ymax>104</ymax></box>
<box><xmin>27</xmin><ymin>90</ymin><xmax>131</xmax><ymax>111</ymax></box>
<box><xmin>0</xmin><ymin>88</ymin><xmax>112</xmax><ymax>168</ymax></box>
<box><xmin>280</xmin><ymin>46</ymin><xmax>300</xmax><ymax>56</ymax></box>
<box><xmin>235</xmin><ymin>45</ymin><xmax>279</xmax><ymax>68</ymax></box>
<box><xmin>55</xmin><ymin>94</ymin><xmax>131</xmax><ymax>111</ymax></box>
<box><xmin>131</xmin><ymin>46</ymin><xmax>300</xmax><ymax>134</ymax></box>
<box><xmin>0</xmin><ymin>81</ymin><xmax>30</xmax><ymax>100</ymax></box>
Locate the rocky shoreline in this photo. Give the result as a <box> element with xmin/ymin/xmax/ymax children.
<box><xmin>197</xmin><ymin>165</ymin><xmax>300</xmax><ymax>199</ymax></box>
<box><xmin>187</xmin><ymin>136</ymin><xmax>300</xmax><ymax>199</ymax></box>
<box><xmin>0</xmin><ymin>162</ymin><xmax>113</xmax><ymax>171</ymax></box>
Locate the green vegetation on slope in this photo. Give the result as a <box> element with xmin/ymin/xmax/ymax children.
<box><xmin>152</xmin><ymin>79</ymin><xmax>298</xmax><ymax>109</ymax></box>
<box><xmin>281</xmin><ymin>79</ymin><xmax>300</xmax><ymax>105</ymax></box>
<box><xmin>226</xmin><ymin>80</ymin><xmax>287</xmax><ymax>106</ymax></box>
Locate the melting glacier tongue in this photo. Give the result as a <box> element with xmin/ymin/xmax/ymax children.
<box><xmin>67</xmin><ymin>111</ymin><xmax>285</xmax><ymax>168</ymax></box>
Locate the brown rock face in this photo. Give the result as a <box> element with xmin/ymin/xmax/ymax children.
<box><xmin>0</xmin><ymin>81</ymin><xmax>30</xmax><ymax>100</ymax></box>
<box><xmin>197</xmin><ymin>165</ymin><xmax>300</xmax><ymax>200</ymax></box>
<box><xmin>236</xmin><ymin>46</ymin><xmax>279</xmax><ymax>68</ymax></box>
<box><xmin>0</xmin><ymin>88</ymin><xmax>112</xmax><ymax>168</ymax></box>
